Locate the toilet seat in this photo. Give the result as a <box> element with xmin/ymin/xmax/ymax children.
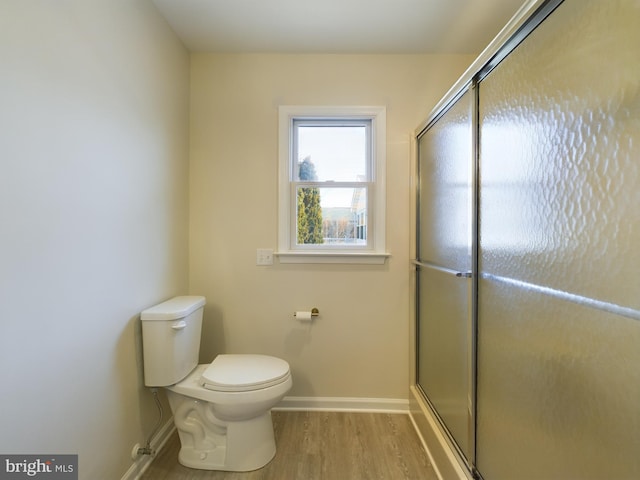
<box><xmin>200</xmin><ymin>354</ymin><xmax>290</xmax><ymax>392</ymax></box>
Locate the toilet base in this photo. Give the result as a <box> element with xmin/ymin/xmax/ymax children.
<box><xmin>167</xmin><ymin>390</ymin><xmax>277</xmax><ymax>472</ymax></box>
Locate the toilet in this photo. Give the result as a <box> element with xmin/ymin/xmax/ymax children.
<box><xmin>140</xmin><ymin>296</ymin><xmax>292</xmax><ymax>471</ymax></box>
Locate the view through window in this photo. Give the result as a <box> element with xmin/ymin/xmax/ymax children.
<box><xmin>294</xmin><ymin>121</ymin><xmax>371</xmax><ymax>246</ymax></box>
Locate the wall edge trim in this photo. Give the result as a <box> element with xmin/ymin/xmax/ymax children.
<box><xmin>409</xmin><ymin>386</ymin><xmax>473</xmax><ymax>480</ymax></box>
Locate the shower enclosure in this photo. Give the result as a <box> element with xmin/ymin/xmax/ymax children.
<box><xmin>413</xmin><ymin>0</ymin><xmax>640</xmax><ymax>479</ymax></box>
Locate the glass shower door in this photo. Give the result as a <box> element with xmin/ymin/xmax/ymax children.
<box><xmin>476</xmin><ymin>0</ymin><xmax>640</xmax><ymax>478</ymax></box>
<box><xmin>416</xmin><ymin>88</ymin><xmax>474</xmax><ymax>464</ymax></box>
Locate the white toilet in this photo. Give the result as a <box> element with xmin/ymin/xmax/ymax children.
<box><xmin>140</xmin><ymin>295</ymin><xmax>292</xmax><ymax>472</ymax></box>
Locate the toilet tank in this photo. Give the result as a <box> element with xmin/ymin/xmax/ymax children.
<box><xmin>140</xmin><ymin>296</ymin><xmax>206</xmax><ymax>386</ymax></box>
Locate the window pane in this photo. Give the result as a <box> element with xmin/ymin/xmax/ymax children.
<box><xmin>296</xmin><ymin>187</ymin><xmax>367</xmax><ymax>245</ymax></box>
<box><xmin>296</xmin><ymin>125</ymin><xmax>368</xmax><ymax>181</ymax></box>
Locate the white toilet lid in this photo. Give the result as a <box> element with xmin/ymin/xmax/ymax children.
<box><xmin>200</xmin><ymin>354</ymin><xmax>290</xmax><ymax>392</ymax></box>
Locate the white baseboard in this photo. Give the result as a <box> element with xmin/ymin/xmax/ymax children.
<box><xmin>274</xmin><ymin>396</ymin><xmax>409</xmax><ymax>413</ymax></box>
<box><xmin>121</xmin><ymin>418</ymin><xmax>176</xmax><ymax>480</ymax></box>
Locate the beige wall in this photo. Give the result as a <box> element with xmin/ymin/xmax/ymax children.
<box><xmin>0</xmin><ymin>4</ymin><xmax>476</xmax><ymax>475</ymax></box>
<box><xmin>189</xmin><ymin>53</ymin><xmax>474</xmax><ymax>399</ymax></box>
<box><xmin>0</xmin><ymin>1</ymin><xmax>189</xmax><ymax>479</ymax></box>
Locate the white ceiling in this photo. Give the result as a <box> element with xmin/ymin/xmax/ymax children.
<box><xmin>152</xmin><ymin>0</ymin><xmax>527</xmax><ymax>54</ymax></box>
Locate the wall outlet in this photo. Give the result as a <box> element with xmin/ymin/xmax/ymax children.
<box><xmin>256</xmin><ymin>248</ymin><xmax>274</xmax><ymax>266</ymax></box>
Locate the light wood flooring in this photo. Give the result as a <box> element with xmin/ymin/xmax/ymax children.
<box><xmin>141</xmin><ymin>411</ymin><xmax>437</xmax><ymax>480</ymax></box>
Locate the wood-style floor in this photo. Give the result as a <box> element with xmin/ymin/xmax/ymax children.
<box><xmin>141</xmin><ymin>411</ymin><xmax>437</xmax><ymax>480</ymax></box>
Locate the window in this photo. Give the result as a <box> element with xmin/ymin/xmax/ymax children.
<box><xmin>278</xmin><ymin>106</ymin><xmax>388</xmax><ymax>264</ymax></box>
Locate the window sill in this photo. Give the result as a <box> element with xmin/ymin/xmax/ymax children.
<box><xmin>275</xmin><ymin>252</ymin><xmax>390</xmax><ymax>265</ymax></box>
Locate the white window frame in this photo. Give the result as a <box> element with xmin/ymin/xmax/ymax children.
<box><xmin>277</xmin><ymin>105</ymin><xmax>389</xmax><ymax>264</ymax></box>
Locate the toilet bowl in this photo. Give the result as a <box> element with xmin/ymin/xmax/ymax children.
<box><xmin>140</xmin><ymin>296</ymin><xmax>292</xmax><ymax>472</ymax></box>
<box><xmin>166</xmin><ymin>357</ymin><xmax>292</xmax><ymax>471</ymax></box>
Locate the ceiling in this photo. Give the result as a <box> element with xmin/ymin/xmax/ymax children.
<box><xmin>152</xmin><ymin>0</ymin><xmax>527</xmax><ymax>54</ymax></box>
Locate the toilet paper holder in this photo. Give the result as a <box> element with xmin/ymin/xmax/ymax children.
<box><xmin>294</xmin><ymin>308</ymin><xmax>319</xmax><ymax>317</ymax></box>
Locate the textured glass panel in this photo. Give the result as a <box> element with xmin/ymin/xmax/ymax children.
<box><xmin>477</xmin><ymin>279</ymin><xmax>640</xmax><ymax>479</ymax></box>
<box><xmin>477</xmin><ymin>0</ymin><xmax>640</xmax><ymax>479</ymax></box>
<box><xmin>416</xmin><ymin>89</ymin><xmax>474</xmax><ymax>462</ymax></box>
<box><xmin>418</xmin><ymin>90</ymin><xmax>472</xmax><ymax>271</ymax></box>
<box><xmin>418</xmin><ymin>267</ymin><xmax>471</xmax><ymax>459</ymax></box>
<box><xmin>479</xmin><ymin>0</ymin><xmax>640</xmax><ymax>310</ymax></box>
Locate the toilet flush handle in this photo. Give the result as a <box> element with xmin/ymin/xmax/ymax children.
<box><xmin>171</xmin><ymin>320</ymin><xmax>187</xmax><ymax>330</ymax></box>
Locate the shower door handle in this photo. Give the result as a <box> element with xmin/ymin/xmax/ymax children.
<box><xmin>412</xmin><ymin>259</ymin><xmax>472</xmax><ymax>278</ymax></box>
